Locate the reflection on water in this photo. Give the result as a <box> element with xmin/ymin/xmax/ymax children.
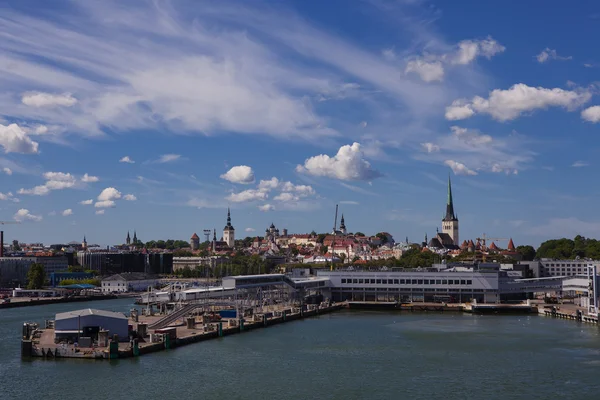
<box><xmin>2</xmin><ymin>300</ymin><xmax>600</xmax><ymax>400</ymax></box>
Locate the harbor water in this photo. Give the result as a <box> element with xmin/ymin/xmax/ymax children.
<box><xmin>2</xmin><ymin>298</ymin><xmax>600</xmax><ymax>399</ymax></box>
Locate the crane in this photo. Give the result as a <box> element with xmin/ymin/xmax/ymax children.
<box><xmin>0</xmin><ymin>221</ymin><xmax>20</xmax><ymax>257</ymax></box>
<box><xmin>475</xmin><ymin>233</ymin><xmax>508</xmax><ymax>250</ymax></box>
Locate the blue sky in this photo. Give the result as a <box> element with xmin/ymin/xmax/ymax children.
<box><xmin>0</xmin><ymin>0</ymin><xmax>599</xmax><ymax>248</ymax></box>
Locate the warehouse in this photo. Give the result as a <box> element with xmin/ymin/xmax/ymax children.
<box><xmin>54</xmin><ymin>308</ymin><xmax>129</xmax><ymax>342</ymax></box>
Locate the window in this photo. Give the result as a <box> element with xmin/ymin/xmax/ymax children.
<box><xmin>400</xmin><ymin>279</ymin><xmax>405</xmax><ymax>284</ymax></box>
<box><xmin>382</xmin><ymin>279</ymin><xmax>388</xmax><ymax>284</ymax></box>
<box><xmin>423</xmin><ymin>280</ymin><xmax>429</xmax><ymax>285</ymax></box>
<box><xmin>436</xmin><ymin>280</ymin><xmax>441</xmax><ymax>284</ymax></box>
<box><xmin>359</xmin><ymin>279</ymin><xmax>364</xmax><ymax>284</ymax></box>
<box><xmin>370</xmin><ymin>279</ymin><xmax>375</xmax><ymax>284</ymax></box>
<box><xmin>353</xmin><ymin>279</ymin><xmax>358</xmax><ymax>284</ymax></box>
<box><xmin>376</xmin><ymin>279</ymin><xmax>381</xmax><ymax>284</ymax></box>
<box><xmin>460</xmin><ymin>280</ymin><xmax>466</xmax><ymax>285</ymax></box>
<box><xmin>412</xmin><ymin>279</ymin><xmax>417</xmax><ymax>284</ymax></box>
<box><xmin>394</xmin><ymin>279</ymin><xmax>399</xmax><ymax>284</ymax></box>
<box><xmin>467</xmin><ymin>280</ymin><xmax>472</xmax><ymax>285</ymax></box>
<box><xmin>442</xmin><ymin>280</ymin><xmax>448</xmax><ymax>285</ymax></box>
<box><xmin>341</xmin><ymin>279</ymin><xmax>347</xmax><ymax>284</ymax></box>
<box><xmin>417</xmin><ymin>280</ymin><xmax>423</xmax><ymax>285</ymax></box>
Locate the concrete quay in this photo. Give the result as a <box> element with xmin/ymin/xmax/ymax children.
<box><xmin>22</xmin><ymin>302</ymin><xmax>345</xmax><ymax>360</ymax></box>
<box><xmin>1</xmin><ymin>294</ymin><xmax>118</xmax><ymax>309</ymax></box>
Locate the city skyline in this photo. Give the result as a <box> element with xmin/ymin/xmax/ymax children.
<box><xmin>0</xmin><ymin>0</ymin><xmax>599</xmax><ymax>247</ymax></box>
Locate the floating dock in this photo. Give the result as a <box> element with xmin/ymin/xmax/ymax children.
<box><xmin>21</xmin><ymin>302</ymin><xmax>344</xmax><ymax>360</ymax></box>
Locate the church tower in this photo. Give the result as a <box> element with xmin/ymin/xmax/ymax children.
<box><xmin>223</xmin><ymin>208</ymin><xmax>235</xmax><ymax>248</ymax></box>
<box><xmin>442</xmin><ymin>175</ymin><xmax>459</xmax><ymax>246</ymax></box>
<box><xmin>82</xmin><ymin>235</ymin><xmax>88</xmax><ymax>250</ymax></box>
<box><xmin>339</xmin><ymin>214</ymin><xmax>347</xmax><ymax>235</ymax></box>
<box><xmin>126</xmin><ymin>231</ymin><xmax>131</xmax><ymax>245</ymax></box>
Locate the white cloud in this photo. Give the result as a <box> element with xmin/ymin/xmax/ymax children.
<box><xmin>405</xmin><ymin>60</ymin><xmax>444</xmax><ymax>82</ymax></box>
<box><xmin>18</xmin><ymin>171</ymin><xmax>77</xmax><ymax>195</ymax></box>
<box><xmin>280</xmin><ymin>182</ymin><xmax>315</xmax><ymax>196</ymax></box>
<box><xmin>274</xmin><ymin>192</ymin><xmax>299</xmax><ymax>202</ymax></box>
<box><xmin>220</xmin><ymin>165</ymin><xmax>255</xmax><ymax>184</ymax></box>
<box><xmin>536</xmin><ymin>48</ymin><xmax>572</xmax><ymax>63</ymax></box>
<box><xmin>444</xmin><ymin>160</ymin><xmax>477</xmax><ymax>176</ymax></box>
<box><xmin>123</xmin><ymin>194</ymin><xmax>137</xmax><ymax>201</ymax></box>
<box><xmin>258</xmin><ymin>177</ymin><xmax>280</xmax><ymax>191</ymax></box>
<box><xmin>97</xmin><ymin>187</ymin><xmax>122</xmax><ymax>201</ymax></box>
<box><xmin>95</xmin><ymin>209</ymin><xmax>105</xmax><ymax>215</ymax></box>
<box><xmin>245</xmin><ymin>227</ymin><xmax>256</xmax><ymax>232</ymax></box>
<box><xmin>2</xmin><ymin>167</ymin><xmax>12</xmax><ymax>175</ymax></box>
<box><xmin>258</xmin><ymin>204</ymin><xmax>275</xmax><ymax>212</ymax></box>
<box><xmin>226</xmin><ymin>189</ymin><xmax>268</xmax><ymax>203</ymax></box>
<box><xmin>406</xmin><ymin>37</ymin><xmax>504</xmax><ymax>83</ymax></box>
<box><xmin>296</xmin><ymin>142</ymin><xmax>382</xmax><ymax>181</ymax></box>
<box><xmin>339</xmin><ymin>200</ymin><xmax>359</xmax><ymax>205</ymax></box>
<box><xmin>21</xmin><ymin>92</ymin><xmax>77</xmax><ymax>107</ymax></box>
<box><xmin>0</xmin><ymin>123</ymin><xmax>39</xmax><ymax>154</ymax></box>
<box><xmin>81</xmin><ymin>173</ymin><xmax>99</xmax><ymax>183</ymax></box>
<box><xmin>582</xmin><ymin>106</ymin><xmax>600</xmax><ymax>123</ymax></box>
<box><xmin>359</xmin><ymin>121</ymin><xmax>368</xmax><ymax>128</ymax></box>
<box><xmin>119</xmin><ymin>156</ymin><xmax>135</xmax><ymax>163</ymax></box>
<box><xmin>421</xmin><ymin>142</ymin><xmax>440</xmax><ymax>153</ymax></box>
<box><xmin>95</xmin><ymin>200</ymin><xmax>116</xmax><ymax>208</ymax></box>
<box><xmin>48</xmin><ymin>211</ymin><xmax>57</xmax><ymax>216</ymax></box>
<box><xmin>0</xmin><ymin>191</ymin><xmax>19</xmax><ymax>202</ymax></box>
<box><xmin>80</xmin><ymin>199</ymin><xmax>93</xmax><ymax>205</ymax></box>
<box><xmin>572</xmin><ymin>161</ymin><xmax>589</xmax><ymax>168</ymax></box>
<box><xmin>451</xmin><ymin>38</ymin><xmax>505</xmax><ymax>65</ymax></box>
<box><xmin>157</xmin><ymin>154</ymin><xmax>181</xmax><ymax>163</ymax></box>
<box><xmin>382</xmin><ymin>48</ymin><xmax>396</xmax><ymax>61</ymax></box>
<box><xmin>13</xmin><ymin>208</ymin><xmax>42</xmax><ymax>222</ymax></box>
<box><xmin>445</xmin><ymin>83</ymin><xmax>591</xmax><ymax>121</ymax></box>
<box><xmin>34</xmin><ymin>125</ymin><xmax>49</xmax><ymax>135</ymax></box>
<box><xmin>62</xmin><ymin>208</ymin><xmax>73</xmax><ymax>216</ymax></box>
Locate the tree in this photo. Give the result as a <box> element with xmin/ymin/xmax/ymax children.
<box><xmin>516</xmin><ymin>245</ymin><xmax>536</xmax><ymax>261</ymax></box>
<box><xmin>317</xmin><ymin>234</ymin><xmax>327</xmax><ymax>244</ymax></box>
<box><xmin>310</xmin><ymin>230</ymin><xmax>317</xmax><ymax>236</ymax></box>
<box><xmin>376</xmin><ymin>233</ymin><xmax>389</xmax><ymax>244</ymax></box>
<box><xmin>27</xmin><ymin>263</ymin><xmax>46</xmax><ymax>289</ymax></box>
<box><xmin>355</xmin><ymin>232</ymin><xmax>365</xmax><ymax>237</ymax></box>
<box><xmin>67</xmin><ymin>265</ymin><xmax>84</xmax><ymax>272</ymax></box>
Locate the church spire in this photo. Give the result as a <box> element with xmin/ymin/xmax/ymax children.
<box><xmin>227</xmin><ymin>207</ymin><xmax>231</xmax><ymax>226</ymax></box>
<box><xmin>444</xmin><ymin>174</ymin><xmax>456</xmax><ymax>221</ymax></box>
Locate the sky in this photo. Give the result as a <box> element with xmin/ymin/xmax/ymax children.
<box><xmin>0</xmin><ymin>0</ymin><xmax>599</xmax><ymax>248</ymax></box>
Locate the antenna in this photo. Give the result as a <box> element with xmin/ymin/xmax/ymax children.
<box><xmin>203</xmin><ymin>229</ymin><xmax>211</xmax><ymax>243</ymax></box>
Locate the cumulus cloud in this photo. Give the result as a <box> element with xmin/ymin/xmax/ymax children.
<box><xmin>406</xmin><ymin>37</ymin><xmax>504</xmax><ymax>82</ymax></box>
<box><xmin>280</xmin><ymin>182</ymin><xmax>315</xmax><ymax>196</ymax></box>
<box><xmin>258</xmin><ymin>204</ymin><xmax>275</xmax><ymax>212</ymax></box>
<box><xmin>62</xmin><ymin>208</ymin><xmax>73</xmax><ymax>216</ymax></box>
<box><xmin>536</xmin><ymin>48</ymin><xmax>572</xmax><ymax>63</ymax></box>
<box><xmin>258</xmin><ymin>177</ymin><xmax>280</xmax><ymax>190</ymax></box>
<box><xmin>582</xmin><ymin>106</ymin><xmax>600</xmax><ymax>123</ymax></box>
<box><xmin>21</xmin><ymin>92</ymin><xmax>77</xmax><ymax>107</ymax></box>
<box><xmin>451</xmin><ymin>38</ymin><xmax>505</xmax><ymax>65</ymax></box>
<box><xmin>296</xmin><ymin>142</ymin><xmax>382</xmax><ymax>181</ymax></box>
<box><xmin>572</xmin><ymin>161</ymin><xmax>589</xmax><ymax>168</ymax></box>
<box><xmin>157</xmin><ymin>154</ymin><xmax>181</xmax><ymax>163</ymax></box>
<box><xmin>3</xmin><ymin>167</ymin><xmax>12</xmax><ymax>175</ymax></box>
<box><xmin>245</xmin><ymin>227</ymin><xmax>256</xmax><ymax>232</ymax></box>
<box><xmin>18</xmin><ymin>171</ymin><xmax>77</xmax><ymax>195</ymax></box>
<box><xmin>444</xmin><ymin>160</ymin><xmax>477</xmax><ymax>176</ymax></box>
<box><xmin>95</xmin><ymin>210</ymin><xmax>105</xmax><ymax>215</ymax></box>
<box><xmin>405</xmin><ymin>60</ymin><xmax>444</xmax><ymax>82</ymax></box>
<box><xmin>81</xmin><ymin>173</ymin><xmax>99</xmax><ymax>183</ymax></box>
<box><xmin>0</xmin><ymin>123</ymin><xmax>40</xmax><ymax>154</ymax></box>
<box><xmin>445</xmin><ymin>83</ymin><xmax>591</xmax><ymax>121</ymax></box>
<box><xmin>119</xmin><ymin>156</ymin><xmax>135</xmax><ymax>163</ymax></box>
<box><xmin>97</xmin><ymin>187</ymin><xmax>122</xmax><ymax>201</ymax></box>
<box><xmin>220</xmin><ymin>165</ymin><xmax>255</xmax><ymax>184</ymax></box>
<box><xmin>123</xmin><ymin>194</ymin><xmax>137</xmax><ymax>201</ymax></box>
<box><xmin>95</xmin><ymin>187</ymin><xmax>121</xmax><ymax>208</ymax></box>
<box><xmin>95</xmin><ymin>200</ymin><xmax>116</xmax><ymax>208</ymax></box>
<box><xmin>80</xmin><ymin>199</ymin><xmax>93</xmax><ymax>205</ymax></box>
<box><xmin>421</xmin><ymin>143</ymin><xmax>440</xmax><ymax>153</ymax></box>
<box><xmin>13</xmin><ymin>208</ymin><xmax>42</xmax><ymax>222</ymax></box>
<box><xmin>226</xmin><ymin>189</ymin><xmax>268</xmax><ymax>203</ymax></box>
<box><xmin>274</xmin><ymin>192</ymin><xmax>299</xmax><ymax>202</ymax></box>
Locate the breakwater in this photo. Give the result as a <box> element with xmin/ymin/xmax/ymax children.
<box><xmin>0</xmin><ymin>294</ymin><xmax>117</xmax><ymax>309</ymax></box>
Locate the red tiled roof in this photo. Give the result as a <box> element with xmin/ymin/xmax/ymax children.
<box><xmin>191</xmin><ymin>233</ymin><xmax>199</xmax><ymax>240</ymax></box>
<box><xmin>507</xmin><ymin>238</ymin><xmax>515</xmax><ymax>251</ymax></box>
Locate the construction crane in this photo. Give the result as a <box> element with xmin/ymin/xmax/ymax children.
<box><xmin>0</xmin><ymin>221</ymin><xmax>21</xmax><ymax>257</ymax></box>
<box><xmin>203</xmin><ymin>229</ymin><xmax>211</xmax><ymax>243</ymax></box>
<box><xmin>475</xmin><ymin>233</ymin><xmax>508</xmax><ymax>263</ymax></box>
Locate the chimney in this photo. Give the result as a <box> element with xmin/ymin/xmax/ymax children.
<box><xmin>1</xmin><ymin>230</ymin><xmax>3</xmax><ymax>257</ymax></box>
